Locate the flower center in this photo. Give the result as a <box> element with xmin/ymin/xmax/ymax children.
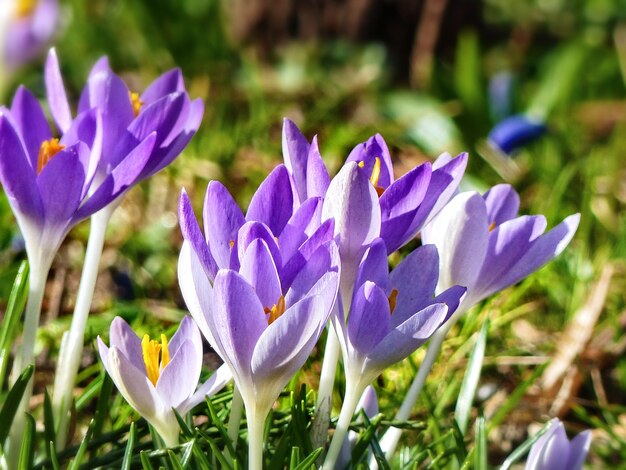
<box><xmin>264</xmin><ymin>295</ymin><xmax>286</xmax><ymax>325</ymax></box>
<box><xmin>488</xmin><ymin>222</ymin><xmax>497</xmax><ymax>232</ymax></box>
<box><xmin>129</xmin><ymin>91</ymin><xmax>143</xmax><ymax>117</ymax></box>
<box><xmin>141</xmin><ymin>334</ymin><xmax>170</xmax><ymax>386</ymax></box>
<box><xmin>15</xmin><ymin>0</ymin><xmax>36</xmax><ymax>18</ymax></box>
<box><xmin>37</xmin><ymin>138</ymin><xmax>66</xmax><ymax>174</ymax></box>
<box><xmin>388</xmin><ymin>288</ymin><xmax>398</xmax><ymax>315</ymax></box>
<box><xmin>358</xmin><ymin>157</ymin><xmax>385</xmax><ymax>197</ymax></box>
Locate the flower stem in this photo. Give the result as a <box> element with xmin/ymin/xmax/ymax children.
<box><xmin>246</xmin><ymin>407</ymin><xmax>266</xmax><ymax>470</ymax></box>
<box><xmin>227</xmin><ymin>386</ymin><xmax>244</xmax><ymax>455</ymax></box>
<box><xmin>311</xmin><ymin>327</ymin><xmax>340</xmax><ymax>448</ymax></box>
<box><xmin>6</xmin><ymin>258</ymin><xmax>51</xmax><ymax>469</ymax></box>
<box><xmin>321</xmin><ymin>381</ymin><xmax>362</xmax><ymax>470</ymax></box>
<box><xmin>53</xmin><ymin>208</ymin><xmax>112</xmax><ymax>448</ymax></box>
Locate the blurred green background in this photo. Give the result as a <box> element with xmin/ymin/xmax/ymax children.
<box><xmin>2</xmin><ymin>0</ymin><xmax>626</xmax><ymax>466</ymax></box>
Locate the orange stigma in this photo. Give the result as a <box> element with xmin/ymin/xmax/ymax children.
<box><xmin>388</xmin><ymin>288</ymin><xmax>399</xmax><ymax>315</ymax></box>
<box><xmin>488</xmin><ymin>222</ymin><xmax>497</xmax><ymax>232</ymax></box>
<box><xmin>264</xmin><ymin>295</ymin><xmax>286</xmax><ymax>325</ymax></box>
<box><xmin>130</xmin><ymin>92</ymin><xmax>143</xmax><ymax>117</ymax></box>
<box><xmin>37</xmin><ymin>138</ymin><xmax>65</xmax><ymax>174</ymax></box>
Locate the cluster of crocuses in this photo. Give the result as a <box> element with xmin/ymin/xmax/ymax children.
<box><xmin>0</xmin><ymin>48</ymin><xmax>590</xmax><ymax>468</ymax></box>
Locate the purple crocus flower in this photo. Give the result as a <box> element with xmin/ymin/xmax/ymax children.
<box><xmin>178</xmin><ymin>233</ymin><xmax>340</xmax><ymax>468</ymax></box>
<box><xmin>421</xmin><ymin>184</ymin><xmax>580</xmax><ymax>314</ymax></box>
<box><xmin>44</xmin><ymin>49</ymin><xmax>203</xmax><ymax>212</ymax></box>
<box><xmin>525</xmin><ymin>419</ymin><xmax>591</xmax><ymax>470</ymax></box>
<box><xmin>487</xmin><ymin>114</ymin><xmax>547</xmax><ymax>156</ymax></box>
<box><xmin>178</xmin><ymin>168</ymin><xmax>334</xmax><ymax>289</ymax></box>
<box><xmin>323</xmin><ymin>238</ymin><xmax>465</xmax><ymax>469</ymax></box>
<box><xmin>284</xmin><ymin>119</ymin><xmax>468</xmax><ymax>256</ymax></box>
<box><xmin>97</xmin><ymin>316</ymin><xmax>231</xmax><ymax>447</ymax></box>
<box><xmin>1</xmin><ymin>0</ymin><xmax>58</xmax><ymax>70</ymax></box>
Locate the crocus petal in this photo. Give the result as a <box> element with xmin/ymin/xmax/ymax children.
<box><xmin>178</xmin><ymin>241</ymin><xmax>216</xmax><ymax>345</ymax></box>
<box><xmin>285</xmin><ymin>241</ymin><xmax>340</xmax><ymax>305</ymax></box>
<box><xmin>239</xmin><ymin>239</ymin><xmax>282</xmax><ymax>309</ymax></box>
<box><xmin>10</xmin><ymin>86</ymin><xmax>52</xmax><ymax>166</ymax></box>
<box><xmin>61</xmin><ymin>109</ymin><xmax>102</xmax><ymax>194</ymax></box>
<box><xmin>178</xmin><ymin>364</ymin><xmax>233</xmax><ymax>415</ymax></box>
<box><xmin>388</xmin><ymin>244</ymin><xmax>439</xmax><ymax>326</ymax></box>
<box><xmin>168</xmin><ymin>316</ymin><xmax>203</xmax><ymax>359</ymax></box>
<box><xmin>566</xmin><ymin>431</ymin><xmax>591</xmax><ymax>469</ymax></box>
<box><xmin>379</xmin><ymin>162</ymin><xmax>432</xmax><ymax>253</ymax></box>
<box><xmin>108</xmin><ymin>317</ymin><xmax>145</xmax><ymax>373</ymax></box>
<box><xmin>282</xmin><ymin>118</ymin><xmax>310</xmax><ymax>204</ymax></box>
<box><xmin>127</xmin><ymin>92</ymin><xmax>186</xmax><ymax>148</ymax></box>
<box><xmin>477</xmin><ymin>214</ymin><xmax>580</xmax><ymax>301</ymax></box>
<box><xmin>178</xmin><ymin>189</ymin><xmax>218</xmax><ymax>280</ymax></box>
<box><xmin>236</xmin><ymin>221</ymin><xmax>282</xmax><ymax>271</ymax></box>
<box><xmin>211</xmin><ymin>270</ymin><xmax>268</xmax><ymax>380</ymax></box>
<box><xmin>472</xmin><ymin>215</ymin><xmax>547</xmax><ymax>302</ymax></box>
<box><xmin>422</xmin><ymin>191</ymin><xmax>489</xmax><ymax>294</ymax></box>
<box><xmin>105</xmin><ymin>345</ymin><xmax>165</xmax><ymax>421</ymax></box>
<box><xmin>37</xmin><ymin>143</ymin><xmax>87</xmax><ymax>228</ymax></box>
<box><xmin>74</xmin><ymin>133</ymin><xmax>157</xmax><ymax>220</ymax></box>
<box><xmin>348</xmin><ymin>282</ymin><xmax>391</xmax><ymax>356</ymax></box>
<box><xmin>0</xmin><ymin>112</ymin><xmax>43</xmax><ymax>219</ymax></box>
<box><xmin>322</xmin><ymin>162</ymin><xmax>381</xmax><ymax>288</ymax></box>
<box><xmin>354</xmin><ymin>238</ymin><xmax>390</xmax><ymax>292</ymax></box>
<box><xmin>526</xmin><ymin>421</ymin><xmax>569</xmax><ymax>470</ymax></box>
<box><xmin>346</xmin><ymin>134</ymin><xmax>394</xmax><ymax>189</ymax></box>
<box><xmin>45</xmin><ymin>48</ymin><xmax>72</xmax><ymax>134</ymax></box>
<box><xmin>365</xmin><ymin>303</ymin><xmax>448</xmax><ymax>374</ymax></box>
<box><xmin>250</xmin><ymin>289</ymin><xmax>333</xmax><ymax>408</ymax></box>
<box><xmin>142</xmin><ymin>69</ymin><xmax>185</xmax><ymax>105</ymax></box>
<box><xmin>422</xmin><ymin>152</ymin><xmax>468</xmax><ymax>226</ymax></box>
<box><xmin>483</xmin><ymin>184</ymin><xmax>520</xmax><ymax>225</ymax></box>
<box><xmin>203</xmin><ymin>181</ymin><xmax>245</xmax><ymax>270</ymax></box>
<box><xmin>278</xmin><ymin>197</ymin><xmax>323</xmax><ymax>262</ymax></box>
<box><xmin>306</xmin><ymin>136</ymin><xmax>330</xmax><ymax>199</ymax></box>
<box><xmin>157</xmin><ymin>339</ymin><xmax>202</xmax><ymax>409</ymax></box>
<box><xmin>246</xmin><ymin>164</ymin><xmax>294</xmax><ymax>236</ymax></box>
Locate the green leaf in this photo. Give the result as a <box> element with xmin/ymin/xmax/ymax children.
<box><xmin>93</xmin><ymin>372</ymin><xmax>113</xmax><ymax>439</ymax></box>
<box><xmin>140</xmin><ymin>450</ymin><xmax>156</xmax><ymax>470</ymax></box>
<box><xmin>173</xmin><ymin>408</ymin><xmax>194</xmax><ymax>438</ymax></box>
<box><xmin>43</xmin><ymin>389</ymin><xmax>56</xmax><ymax>460</ymax></box>
<box><xmin>454</xmin><ymin>29</ymin><xmax>485</xmax><ymax>117</ymax></box>
<box><xmin>197</xmin><ymin>428</ymin><xmax>233</xmax><ymax>470</ymax></box>
<box><xmin>206</xmin><ymin>397</ymin><xmax>237</xmax><ymax>458</ymax></box>
<box><xmin>180</xmin><ymin>440</ymin><xmax>195</xmax><ymax>467</ymax></box>
<box><xmin>67</xmin><ymin>419</ymin><xmax>95</xmax><ymax>470</ymax></box>
<box><xmin>289</xmin><ymin>446</ymin><xmax>301</xmax><ymax>468</ymax></box>
<box><xmin>167</xmin><ymin>450</ymin><xmax>184</xmax><ymax>470</ymax></box>
<box><xmin>0</xmin><ymin>261</ymin><xmax>29</xmax><ymax>389</ymax></box>
<box><xmin>48</xmin><ymin>441</ymin><xmax>61</xmax><ymax>470</ymax></box>
<box><xmin>455</xmin><ymin>319</ymin><xmax>489</xmax><ymax>435</ymax></box>
<box><xmin>0</xmin><ymin>364</ymin><xmax>34</xmax><ymax>447</ymax></box>
<box><xmin>121</xmin><ymin>422</ymin><xmax>136</xmax><ymax>470</ymax></box>
<box><xmin>291</xmin><ymin>448</ymin><xmax>323</xmax><ymax>470</ymax></box>
<box><xmin>474</xmin><ymin>416</ymin><xmax>487</xmax><ymax>470</ymax></box>
<box><xmin>17</xmin><ymin>413</ymin><xmax>35</xmax><ymax>470</ymax></box>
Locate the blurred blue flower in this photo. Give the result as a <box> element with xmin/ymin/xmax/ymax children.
<box><xmin>487</xmin><ymin>114</ymin><xmax>547</xmax><ymax>156</ymax></box>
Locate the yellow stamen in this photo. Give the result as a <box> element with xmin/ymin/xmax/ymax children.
<box><xmin>369</xmin><ymin>157</ymin><xmax>381</xmax><ymax>188</ymax></box>
<box><xmin>130</xmin><ymin>91</ymin><xmax>143</xmax><ymax>117</ymax></box>
<box><xmin>141</xmin><ymin>333</ymin><xmax>170</xmax><ymax>386</ymax></box>
<box><xmin>264</xmin><ymin>295</ymin><xmax>286</xmax><ymax>325</ymax></box>
<box><xmin>488</xmin><ymin>222</ymin><xmax>497</xmax><ymax>232</ymax></box>
<box><xmin>229</xmin><ymin>240</ymin><xmax>235</xmax><ymax>248</ymax></box>
<box><xmin>388</xmin><ymin>288</ymin><xmax>399</xmax><ymax>315</ymax></box>
<box><xmin>358</xmin><ymin>161</ymin><xmax>365</xmax><ymax>168</ymax></box>
<box><xmin>15</xmin><ymin>0</ymin><xmax>37</xmax><ymax>18</ymax></box>
<box><xmin>37</xmin><ymin>138</ymin><xmax>65</xmax><ymax>174</ymax></box>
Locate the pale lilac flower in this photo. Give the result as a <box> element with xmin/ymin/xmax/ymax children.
<box><xmin>525</xmin><ymin>419</ymin><xmax>591</xmax><ymax>470</ymax></box>
<box><xmin>1</xmin><ymin>0</ymin><xmax>58</xmax><ymax>70</ymax></box>
<box><xmin>98</xmin><ymin>316</ymin><xmax>231</xmax><ymax>447</ymax></box>
<box><xmin>422</xmin><ymin>184</ymin><xmax>580</xmax><ymax>313</ymax></box>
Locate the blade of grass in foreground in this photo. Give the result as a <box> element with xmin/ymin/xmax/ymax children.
<box><xmin>0</xmin><ymin>364</ymin><xmax>34</xmax><ymax>447</ymax></box>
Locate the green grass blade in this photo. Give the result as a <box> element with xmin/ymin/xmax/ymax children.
<box><xmin>455</xmin><ymin>319</ymin><xmax>489</xmax><ymax>435</ymax></box>
<box><xmin>0</xmin><ymin>261</ymin><xmax>29</xmax><ymax>389</ymax></box>
<box><xmin>17</xmin><ymin>413</ymin><xmax>35</xmax><ymax>470</ymax></box>
<box><xmin>43</xmin><ymin>389</ymin><xmax>56</xmax><ymax>459</ymax></box>
<box><xmin>291</xmin><ymin>448</ymin><xmax>323</xmax><ymax>470</ymax></box>
<box><xmin>140</xmin><ymin>450</ymin><xmax>156</xmax><ymax>470</ymax></box>
<box><xmin>167</xmin><ymin>450</ymin><xmax>184</xmax><ymax>470</ymax></box>
<box><xmin>500</xmin><ymin>420</ymin><xmax>552</xmax><ymax>470</ymax></box>
<box><xmin>67</xmin><ymin>419</ymin><xmax>95</xmax><ymax>470</ymax></box>
<box><xmin>474</xmin><ymin>416</ymin><xmax>487</xmax><ymax>470</ymax></box>
<box><xmin>121</xmin><ymin>422</ymin><xmax>136</xmax><ymax>470</ymax></box>
<box><xmin>0</xmin><ymin>364</ymin><xmax>34</xmax><ymax>447</ymax></box>
<box><xmin>48</xmin><ymin>441</ymin><xmax>61</xmax><ymax>470</ymax></box>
